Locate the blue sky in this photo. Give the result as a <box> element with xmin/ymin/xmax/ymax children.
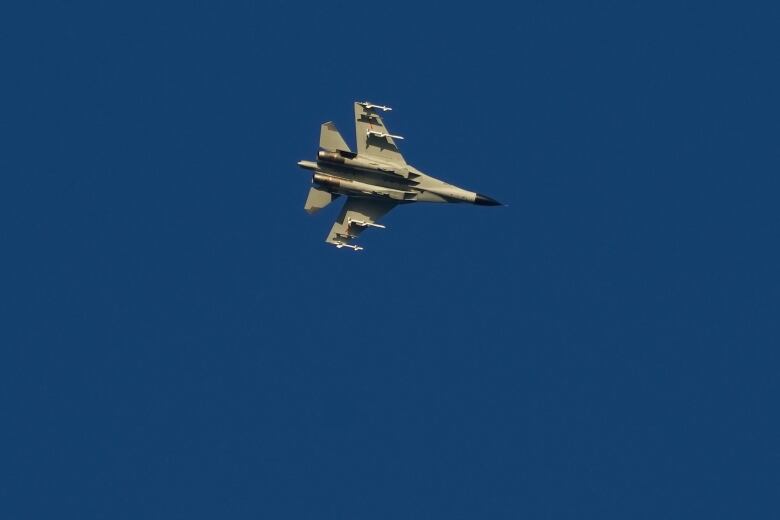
<box><xmin>2</xmin><ymin>1</ymin><xmax>779</xmax><ymax>518</ymax></box>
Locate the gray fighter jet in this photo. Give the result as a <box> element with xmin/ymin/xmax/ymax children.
<box><xmin>297</xmin><ymin>101</ymin><xmax>502</xmax><ymax>251</ymax></box>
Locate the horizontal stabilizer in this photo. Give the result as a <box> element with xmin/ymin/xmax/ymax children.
<box><xmin>304</xmin><ymin>185</ymin><xmax>339</xmax><ymax>214</ymax></box>
<box><xmin>319</xmin><ymin>121</ymin><xmax>351</xmax><ymax>152</ymax></box>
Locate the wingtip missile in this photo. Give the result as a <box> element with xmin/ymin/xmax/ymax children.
<box><xmin>366</xmin><ymin>129</ymin><xmax>404</xmax><ymax>140</ymax></box>
<box><xmin>348</xmin><ymin>218</ymin><xmax>386</xmax><ymax>229</ymax></box>
<box><xmin>334</xmin><ymin>241</ymin><xmax>363</xmax><ymax>251</ymax></box>
<box><xmin>358</xmin><ymin>101</ymin><xmax>392</xmax><ymax>112</ymax></box>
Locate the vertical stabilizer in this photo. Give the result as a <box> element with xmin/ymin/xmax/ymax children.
<box><xmin>304</xmin><ymin>185</ymin><xmax>339</xmax><ymax>214</ymax></box>
<box><xmin>319</xmin><ymin>122</ymin><xmax>351</xmax><ymax>152</ymax></box>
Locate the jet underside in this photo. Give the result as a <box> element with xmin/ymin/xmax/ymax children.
<box><xmin>297</xmin><ymin>102</ymin><xmax>500</xmax><ymax>250</ymax></box>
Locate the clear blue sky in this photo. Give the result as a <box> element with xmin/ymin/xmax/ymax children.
<box><xmin>2</xmin><ymin>1</ymin><xmax>779</xmax><ymax>518</ymax></box>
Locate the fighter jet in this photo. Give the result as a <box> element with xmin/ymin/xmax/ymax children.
<box><xmin>297</xmin><ymin>101</ymin><xmax>502</xmax><ymax>251</ymax></box>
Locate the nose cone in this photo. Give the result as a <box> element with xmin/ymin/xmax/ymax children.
<box><xmin>474</xmin><ymin>193</ymin><xmax>502</xmax><ymax>206</ymax></box>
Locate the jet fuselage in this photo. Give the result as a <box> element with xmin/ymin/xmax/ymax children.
<box><xmin>297</xmin><ymin>152</ymin><xmax>500</xmax><ymax>206</ymax></box>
